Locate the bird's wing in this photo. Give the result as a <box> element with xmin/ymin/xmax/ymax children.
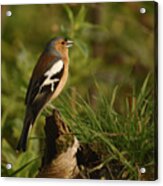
<box><xmin>25</xmin><ymin>56</ymin><xmax>64</xmax><ymax>106</ymax></box>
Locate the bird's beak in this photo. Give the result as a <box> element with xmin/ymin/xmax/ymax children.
<box><xmin>66</xmin><ymin>40</ymin><xmax>73</xmax><ymax>48</ymax></box>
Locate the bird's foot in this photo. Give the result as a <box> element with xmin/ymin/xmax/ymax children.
<box><xmin>48</xmin><ymin>103</ymin><xmax>57</xmax><ymax>110</ymax></box>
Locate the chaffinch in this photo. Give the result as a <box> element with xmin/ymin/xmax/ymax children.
<box><xmin>17</xmin><ymin>36</ymin><xmax>73</xmax><ymax>151</ymax></box>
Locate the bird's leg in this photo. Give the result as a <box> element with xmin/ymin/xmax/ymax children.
<box><xmin>48</xmin><ymin>103</ymin><xmax>56</xmax><ymax>110</ymax></box>
<box><xmin>41</xmin><ymin>103</ymin><xmax>57</xmax><ymax>117</ymax></box>
<box><xmin>47</xmin><ymin>102</ymin><xmax>61</xmax><ymax>112</ymax></box>
<box><xmin>42</xmin><ymin>108</ymin><xmax>51</xmax><ymax>117</ymax></box>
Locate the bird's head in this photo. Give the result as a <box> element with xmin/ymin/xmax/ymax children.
<box><xmin>48</xmin><ymin>37</ymin><xmax>73</xmax><ymax>56</ymax></box>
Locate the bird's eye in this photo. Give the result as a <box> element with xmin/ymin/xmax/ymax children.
<box><xmin>61</xmin><ymin>41</ymin><xmax>65</xmax><ymax>45</ymax></box>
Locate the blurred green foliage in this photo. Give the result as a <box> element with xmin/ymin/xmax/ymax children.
<box><xmin>1</xmin><ymin>2</ymin><xmax>157</xmax><ymax>180</ymax></box>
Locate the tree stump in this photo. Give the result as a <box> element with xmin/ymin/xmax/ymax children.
<box><xmin>37</xmin><ymin>109</ymin><xmax>80</xmax><ymax>178</ymax></box>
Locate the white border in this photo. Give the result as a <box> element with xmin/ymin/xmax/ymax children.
<box><xmin>0</xmin><ymin>0</ymin><xmax>158</xmax><ymax>5</ymax></box>
<box><xmin>1</xmin><ymin>0</ymin><xmax>162</xmax><ymax>186</ymax></box>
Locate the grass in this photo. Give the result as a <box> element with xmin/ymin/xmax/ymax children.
<box><xmin>53</xmin><ymin>74</ymin><xmax>156</xmax><ymax>180</ymax></box>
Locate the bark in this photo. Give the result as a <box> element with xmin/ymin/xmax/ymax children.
<box><xmin>37</xmin><ymin>109</ymin><xmax>80</xmax><ymax>178</ymax></box>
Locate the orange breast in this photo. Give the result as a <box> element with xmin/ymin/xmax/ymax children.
<box><xmin>52</xmin><ymin>64</ymin><xmax>69</xmax><ymax>100</ymax></box>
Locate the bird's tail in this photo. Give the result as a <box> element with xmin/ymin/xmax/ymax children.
<box><xmin>16</xmin><ymin>108</ymin><xmax>36</xmax><ymax>152</ymax></box>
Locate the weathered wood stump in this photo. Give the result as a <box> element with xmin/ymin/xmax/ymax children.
<box><xmin>37</xmin><ymin>109</ymin><xmax>80</xmax><ymax>178</ymax></box>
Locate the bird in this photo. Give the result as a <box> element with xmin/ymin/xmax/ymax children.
<box><xmin>16</xmin><ymin>36</ymin><xmax>73</xmax><ymax>152</ymax></box>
